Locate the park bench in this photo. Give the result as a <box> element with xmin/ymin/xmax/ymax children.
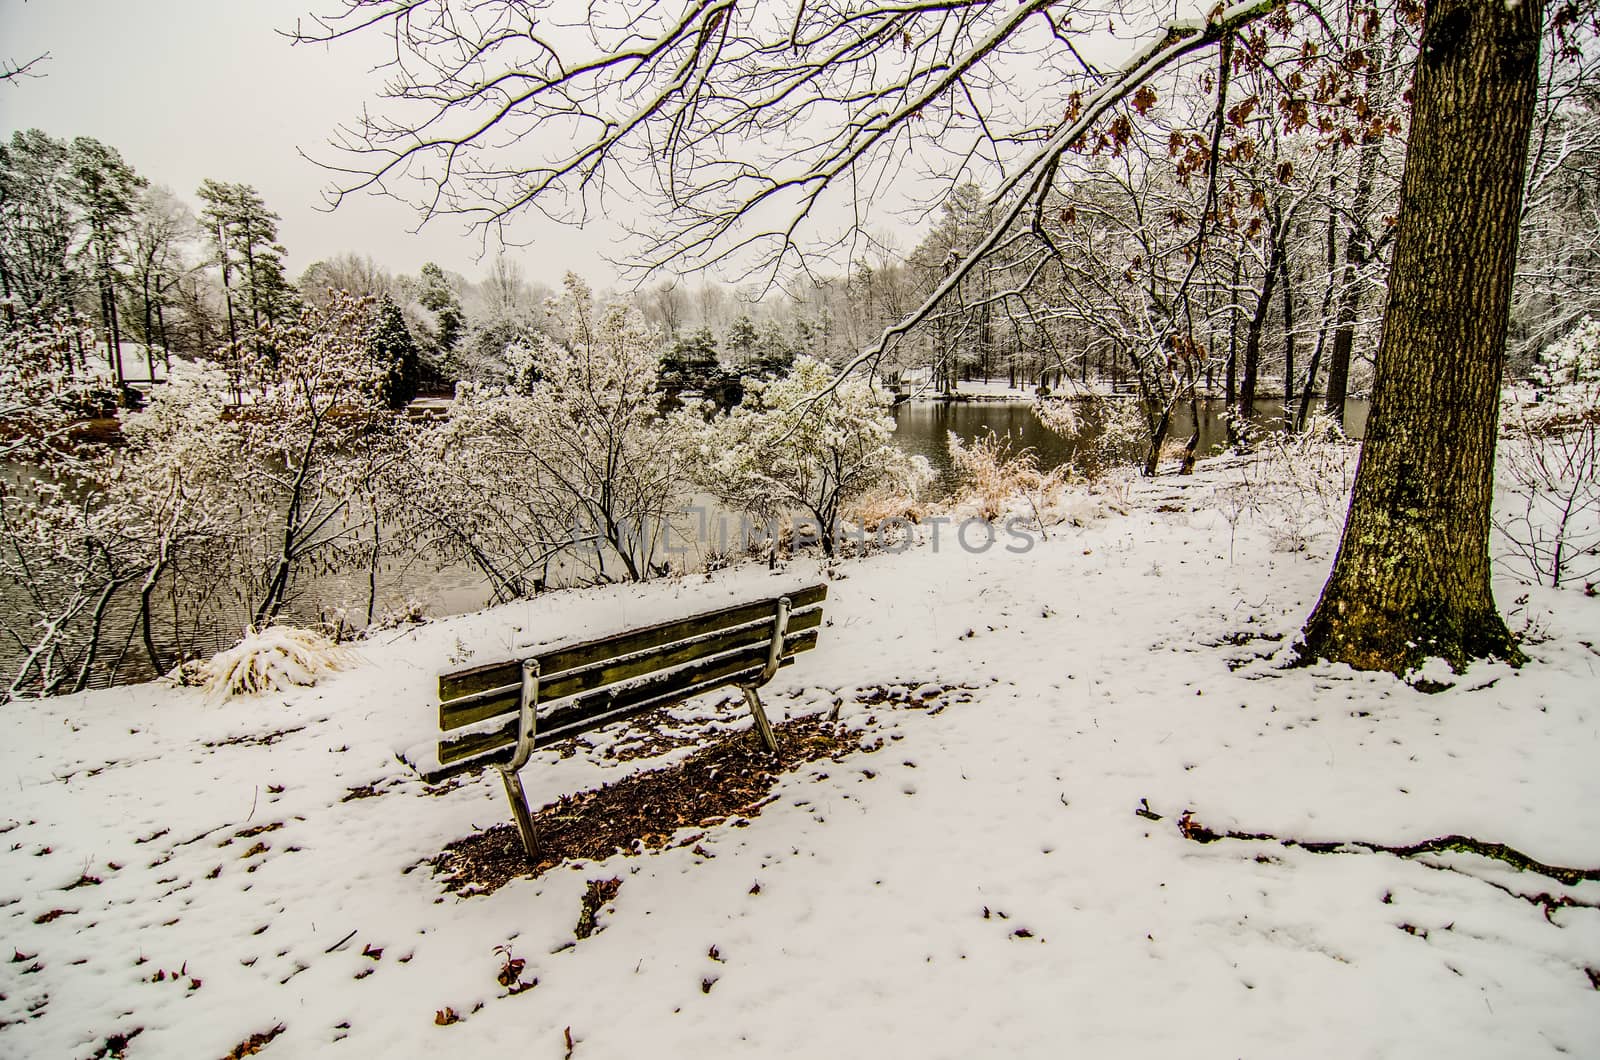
<box><xmin>406</xmin><ymin>584</ymin><xmax>828</xmax><ymax>858</ymax></box>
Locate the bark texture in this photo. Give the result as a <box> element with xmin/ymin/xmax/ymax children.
<box><xmin>1301</xmin><ymin>0</ymin><xmax>1542</xmax><ymax>673</ymax></box>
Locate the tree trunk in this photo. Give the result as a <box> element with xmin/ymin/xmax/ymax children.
<box><xmin>156</xmin><ymin>299</ymin><xmax>172</xmax><ymax>371</ymax></box>
<box><xmin>1224</xmin><ymin>254</ymin><xmax>1241</xmax><ymax>447</ymax></box>
<box><xmin>1239</xmin><ymin>234</ymin><xmax>1282</xmax><ymax>430</ymax></box>
<box><xmin>141</xmin><ymin>272</ymin><xmax>157</xmax><ymax>381</ymax></box>
<box><xmin>1301</xmin><ymin>0</ymin><xmax>1541</xmax><ymax>674</ymax></box>
<box><xmin>139</xmin><ymin>569</ymin><xmax>166</xmax><ymax>676</ymax></box>
<box><xmin>1322</xmin><ymin>263</ymin><xmax>1362</xmax><ymax>426</ymax></box>
<box><xmin>1143</xmin><ymin>398</ymin><xmax>1171</xmax><ymax>478</ymax></box>
<box><xmin>1298</xmin><ymin>172</ymin><xmax>1342</xmax><ymax>431</ymax></box>
<box><xmin>105</xmin><ymin>264</ymin><xmax>124</xmax><ymax>388</ymax></box>
<box><xmin>366</xmin><ymin>503</ymin><xmax>381</xmax><ymax>626</ymax></box>
<box><xmin>1322</xmin><ymin>28</ymin><xmax>1396</xmax><ymax>426</ymax></box>
<box><xmin>1280</xmin><ymin>255</ymin><xmax>1296</xmax><ymax>425</ymax></box>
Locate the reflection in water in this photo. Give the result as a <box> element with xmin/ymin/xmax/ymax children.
<box><xmin>894</xmin><ymin>396</ymin><xmax>1369</xmax><ymax>497</ymax></box>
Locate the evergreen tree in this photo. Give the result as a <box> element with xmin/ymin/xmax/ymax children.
<box><xmin>659</xmin><ymin>326</ymin><xmax>720</xmax><ymax>390</ymax></box>
<box><xmin>726</xmin><ymin>314</ymin><xmax>757</xmax><ymax>369</ymax></box>
<box><xmin>231</xmin><ymin>184</ymin><xmax>292</xmax><ymax>335</ymax></box>
<box><xmin>752</xmin><ymin>320</ymin><xmax>796</xmax><ymax>379</ymax></box>
<box><xmin>416</xmin><ymin>261</ymin><xmax>463</xmax><ymax>354</ymax></box>
<box><xmin>196</xmin><ymin>180</ymin><xmax>293</xmax><ymax>358</ymax></box>
<box><xmin>415</xmin><ymin>260</ymin><xmax>465</xmax><ymax>386</ymax></box>
<box><xmin>0</xmin><ymin>130</ymin><xmax>81</xmax><ymax>323</ymax></box>
<box><xmin>365</xmin><ymin>293</ymin><xmax>420</xmax><ymax>408</ymax></box>
<box><xmin>68</xmin><ymin>138</ymin><xmax>146</xmax><ymax>385</ymax></box>
<box><xmin>196</xmin><ymin>179</ymin><xmax>242</xmax><ymax>352</ymax></box>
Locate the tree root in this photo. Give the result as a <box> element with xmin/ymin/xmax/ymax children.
<box><xmin>1167</xmin><ymin>808</ymin><xmax>1600</xmax><ymax>920</ymax></box>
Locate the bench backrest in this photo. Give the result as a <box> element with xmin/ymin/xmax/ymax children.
<box><xmin>432</xmin><ymin>584</ymin><xmax>827</xmax><ymax>774</ymax></box>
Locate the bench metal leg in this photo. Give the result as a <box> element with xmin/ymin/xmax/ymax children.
<box><xmin>498</xmin><ymin>764</ymin><xmax>539</xmax><ymax>860</ymax></box>
<box><xmin>499</xmin><ymin>657</ymin><xmax>541</xmax><ymax>861</ymax></box>
<box><xmin>736</xmin><ymin>595</ymin><xmax>790</xmax><ymax>754</ymax></box>
<box><xmin>741</xmin><ymin>684</ymin><xmax>779</xmax><ymax>753</ymax></box>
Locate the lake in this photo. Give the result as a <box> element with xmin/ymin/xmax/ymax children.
<box><xmin>896</xmin><ymin>395</ymin><xmax>1370</xmax><ymax>496</ymax></box>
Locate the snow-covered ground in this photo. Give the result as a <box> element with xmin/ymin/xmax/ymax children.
<box><xmin>3</xmin><ymin>453</ymin><xmax>1598</xmax><ymax>1059</ymax></box>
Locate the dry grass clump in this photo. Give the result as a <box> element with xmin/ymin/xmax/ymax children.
<box><xmin>848</xmin><ymin>489</ymin><xmax>930</xmax><ymax>532</ymax></box>
<box><xmin>947</xmin><ymin>429</ymin><xmax>1071</xmax><ymax>526</ymax></box>
<box><xmin>190</xmin><ymin>625</ymin><xmax>356</xmax><ymax>702</ymax></box>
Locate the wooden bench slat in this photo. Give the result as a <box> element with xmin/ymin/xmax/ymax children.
<box><xmin>417</xmin><ymin>652</ymin><xmax>796</xmax><ymax>785</ymax></box>
<box><xmin>444</xmin><ymin>655</ymin><xmax>793</xmax><ymax>770</ymax></box>
<box><xmin>438</xmin><ymin>605</ymin><xmax>825</xmax><ymax>731</ymax></box>
<box><xmin>437</xmin><ymin>583</ymin><xmax>827</xmax><ymax>704</ymax></box>
<box><xmin>435</xmin><ymin>628</ymin><xmax>818</xmax><ymax>766</ymax></box>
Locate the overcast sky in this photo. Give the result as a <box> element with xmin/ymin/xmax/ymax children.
<box><xmin>2</xmin><ymin>1</ymin><xmax>1151</xmax><ymax>296</ymax></box>
<box><xmin>0</xmin><ymin>0</ymin><xmax>625</xmax><ymax>288</ymax></box>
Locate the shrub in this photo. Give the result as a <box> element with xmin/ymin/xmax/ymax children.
<box><xmin>194</xmin><ymin>625</ymin><xmax>355</xmax><ymax>702</ymax></box>
<box><xmin>692</xmin><ymin>357</ymin><xmax>930</xmax><ymax>556</ymax></box>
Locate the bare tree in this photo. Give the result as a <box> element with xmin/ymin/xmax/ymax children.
<box><xmin>299</xmin><ymin>252</ymin><xmax>395</xmax><ymax>304</ymax></box>
<box><xmin>127</xmin><ymin>185</ymin><xmax>197</xmax><ymax>376</ymax></box>
<box><xmin>300</xmin><ymin>0</ymin><xmax>1580</xmax><ymax>673</ymax></box>
<box><xmin>0</xmin><ymin>52</ymin><xmax>49</xmax><ymax>86</ymax></box>
<box><xmin>297</xmin><ymin>0</ymin><xmax>1282</xmax><ymax>357</ymax></box>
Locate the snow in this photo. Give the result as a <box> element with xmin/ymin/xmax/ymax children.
<box><xmin>2</xmin><ymin>453</ymin><xmax>1598</xmax><ymax>1058</ymax></box>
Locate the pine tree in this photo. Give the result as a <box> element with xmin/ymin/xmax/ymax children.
<box><xmin>752</xmin><ymin>320</ymin><xmax>796</xmax><ymax>379</ymax></box>
<box><xmin>416</xmin><ymin>261</ymin><xmax>463</xmax><ymax>354</ymax></box>
<box><xmin>0</xmin><ymin>130</ymin><xmax>81</xmax><ymax>323</ymax></box>
<box><xmin>365</xmin><ymin>294</ymin><xmax>420</xmax><ymax>408</ymax></box>
<box><xmin>196</xmin><ymin>180</ymin><xmax>293</xmax><ymax>361</ymax></box>
<box><xmin>68</xmin><ymin>137</ymin><xmax>146</xmax><ymax>386</ymax></box>
<box><xmin>726</xmin><ymin>314</ymin><xmax>758</xmax><ymax>370</ymax></box>
<box><xmin>659</xmin><ymin>326</ymin><xmax>720</xmax><ymax>390</ymax></box>
<box><xmin>196</xmin><ymin>179</ymin><xmax>241</xmax><ymax>352</ymax></box>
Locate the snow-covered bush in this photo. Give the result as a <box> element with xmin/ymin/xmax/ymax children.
<box><xmin>514</xmin><ymin>275</ymin><xmax>691</xmax><ymax>581</ymax></box>
<box><xmin>95</xmin><ymin>369</ymin><xmax>243</xmax><ymax>674</ymax></box>
<box><xmin>192</xmin><ymin>625</ymin><xmax>355</xmax><ymax>702</ymax></box>
<box><xmin>380</xmin><ymin>388</ymin><xmax>567</xmax><ymax>601</ymax></box>
<box><xmin>231</xmin><ymin>294</ymin><xmax>404</xmax><ymax>624</ymax></box>
<box><xmin>1533</xmin><ymin>317</ymin><xmax>1600</xmax><ymax>387</ymax></box>
<box><xmin>1</xmin><ymin>297</ymin><xmax>410</xmax><ymax>697</ymax></box>
<box><xmin>384</xmin><ymin>275</ymin><xmax>690</xmax><ymax>586</ymax></box>
<box><xmin>0</xmin><ymin>309</ymin><xmax>105</xmax><ymax>461</ymax></box>
<box><xmin>0</xmin><ymin>311</ymin><xmax>137</xmax><ymax>696</ymax></box>
<box><xmin>0</xmin><ymin>477</ymin><xmax>118</xmax><ymax>698</ymax></box>
<box><xmin>692</xmin><ymin>357</ymin><xmax>931</xmax><ymax>556</ymax></box>
<box><xmin>371</xmin><ymin>597</ymin><xmax>430</xmax><ymax>630</ymax></box>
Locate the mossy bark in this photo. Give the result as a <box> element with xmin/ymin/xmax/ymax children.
<box><xmin>1301</xmin><ymin>0</ymin><xmax>1542</xmax><ymax>673</ymax></box>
